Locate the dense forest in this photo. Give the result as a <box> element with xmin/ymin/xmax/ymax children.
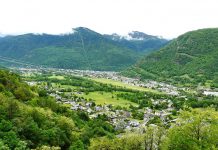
<box><xmin>0</xmin><ymin>70</ymin><xmax>116</xmax><ymax>149</ymax></box>
<box><xmin>123</xmin><ymin>28</ymin><xmax>218</xmax><ymax>87</ymax></box>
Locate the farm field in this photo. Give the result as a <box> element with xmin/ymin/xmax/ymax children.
<box><xmin>81</xmin><ymin>91</ymin><xmax>138</xmax><ymax>107</ymax></box>
<box><xmin>91</xmin><ymin>78</ymin><xmax>161</xmax><ymax>94</ymax></box>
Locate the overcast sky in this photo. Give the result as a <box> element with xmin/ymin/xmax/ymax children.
<box><xmin>0</xmin><ymin>0</ymin><xmax>217</xmax><ymax>38</ymax></box>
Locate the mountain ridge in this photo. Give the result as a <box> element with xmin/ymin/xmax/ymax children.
<box><xmin>122</xmin><ymin>28</ymin><xmax>218</xmax><ymax>86</ymax></box>
<box><xmin>0</xmin><ymin>27</ymin><xmax>168</xmax><ymax>70</ymax></box>
<box><xmin>104</xmin><ymin>31</ymin><xmax>168</xmax><ymax>52</ymax></box>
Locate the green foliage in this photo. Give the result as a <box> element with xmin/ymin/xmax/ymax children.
<box><xmin>123</xmin><ymin>28</ymin><xmax>218</xmax><ymax>85</ymax></box>
<box><xmin>0</xmin><ymin>140</ymin><xmax>10</xmax><ymax>150</ymax></box>
<box><xmin>0</xmin><ymin>70</ymin><xmax>34</xmax><ymax>101</ymax></box>
<box><xmin>89</xmin><ymin>134</ymin><xmax>144</xmax><ymax>150</ymax></box>
<box><xmin>88</xmin><ymin>108</ymin><xmax>218</xmax><ymax>150</ymax></box>
<box><xmin>14</xmin><ymin>86</ymin><xmax>33</xmax><ymax>101</ymax></box>
<box><xmin>0</xmin><ymin>70</ymin><xmax>117</xmax><ymax>149</ymax></box>
<box><xmin>1</xmin><ymin>69</ymin><xmax>218</xmax><ymax>149</ymax></box>
<box><xmin>89</xmin><ymin>126</ymin><xmax>166</xmax><ymax>150</ymax></box>
<box><xmin>69</xmin><ymin>140</ymin><xmax>84</xmax><ymax>150</ymax></box>
<box><xmin>162</xmin><ymin>108</ymin><xmax>218</xmax><ymax>150</ymax></box>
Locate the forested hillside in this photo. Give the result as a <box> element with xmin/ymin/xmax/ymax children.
<box><xmin>123</xmin><ymin>28</ymin><xmax>218</xmax><ymax>86</ymax></box>
<box><xmin>0</xmin><ymin>70</ymin><xmax>116</xmax><ymax>149</ymax></box>
<box><xmin>0</xmin><ymin>27</ymin><xmax>168</xmax><ymax>71</ymax></box>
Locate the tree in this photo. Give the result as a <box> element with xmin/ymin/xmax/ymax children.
<box><xmin>2</xmin><ymin>131</ymin><xmax>19</xmax><ymax>149</ymax></box>
<box><xmin>162</xmin><ymin>108</ymin><xmax>218</xmax><ymax>150</ymax></box>
<box><xmin>7</xmin><ymin>99</ymin><xmax>19</xmax><ymax>119</ymax></box>
<box><xmin>0</xmin><ymin>84</ymin><xmax>4</xmax><ymax>92</ymax></box>
<box><xmin>0</xmin><ymin>140</ymin><xmax>10</xmax><ymax>150</ymax></box>
<box><xmin>120</xmin><ymin>134</ymin><xmax>143</xmax><ymax>150</ymax></box>
<box><xmin>144</xmin><ymin>125</ymin><xmax>165</xmax><ymax>150</ymax></box>
<box><xmin>15</xmin><ymin>141</ymin><xmax>28</xmax><ymax>150</ymax></box>
<box><xmin>69</xmin><ymin>140</ymin><xmax>84</xmax><ymax>150</ymax></box>
<box><xmin>14</xmin><ymin>86</ymin><xmax>32</xmax><ymax>101</ymax></box>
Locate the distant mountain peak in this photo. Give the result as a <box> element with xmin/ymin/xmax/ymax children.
<box><xmin>0</xmin><ymin>27</ymin><xmax>168</xmax><ymax>70</ymax></box>
<box><xmin>106</xmin><ymin>31</ymin><xmax>164</xmax><ymax>41</ymax></box>
<box><xmin>73</xmin><ymin>27</ymin><xmax>91</xmax><ymax>32</ymax></box>
<box><xmin>72</xmin><ymin>27</ymin><xmax>100</xmax><ymax>36</ymax></box>
<box><xmin>128</xmin><ymin>31</ymin><xmax>159</xmax><ymax>40</ymax></box>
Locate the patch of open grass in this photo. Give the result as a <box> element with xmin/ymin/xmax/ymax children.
<box><xmin>90</xmin><ymin>78</ymin><xmax>162</xmax><ymax>94</ymax></box>
<box><xmin>49</xmin><ymin>75</ymin><xmax>65</xmax><ymax>80</ymax></box>
<box><xmin>82</xmin><ymin>91</ymin><xmax>138</xmax><ymax>107</ymax></box>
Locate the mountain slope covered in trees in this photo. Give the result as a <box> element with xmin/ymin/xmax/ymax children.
<box><xmin>0</xmin><ymin>27</ymin><xmax>168</xmax><ymax>71</ymax></box>
<box><xmin>123</xmin><ymin>28</ymin><xmax>218</xmax><ymax>86</ymax></box>
<box><xmin>0</xmin><ymin>69</ymin><xmax>117</xmax><ymax>149</ymax></box>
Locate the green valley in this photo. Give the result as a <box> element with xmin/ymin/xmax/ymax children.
<box><xmin>0</xmin><ymin>60</ymin><xmax>218</xmax><ymax>149</ymax></box>
<box><xmin>0</xmin><ymin>0</ymin><xmax>218</xmax><ymax>149</ymax></box>
<box><xmin>0</xmin><ymin>24</ymin><xmax>218</xmax><ymax>150</ymax></box>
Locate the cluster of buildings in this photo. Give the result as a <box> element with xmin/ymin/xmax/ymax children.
<box><xmin>68</xmin><ymin>69</ymin><xmax>180</xmax><ymax>96</ymax></box>
<box><xmin>17</xmin><ymin>67</ymin><xmax>181</xmax><ymax>96</ymax></box>
<box><xmin>17</xmin><ymin>67</ymin><xmax>186</xmax><ymax>132</ymax></box>
<box><xmin>48</xmin><ymin>88</ymin><xmax>174</xmax><ymax>132</ymax></box>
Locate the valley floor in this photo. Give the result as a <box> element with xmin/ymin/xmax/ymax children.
<box><xmin>0</xmin><ymin>67</ymin><xmax>217</xmax><ymax>149</ymax></box>
<box><xmin>14</xmin><ymin>67</ymin><xmax>218</xmax><ymax>132</ymax></box>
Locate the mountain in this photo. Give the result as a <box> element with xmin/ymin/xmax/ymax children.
<box><xmin>105</xmin><ymin>31</ymin><xmax>168</xmax><ymax>52</ymax></box>
<box><xmin>0</xmin><ymin>65</ymin><xmax>6</xmax><ymax>69</ymax></box>
<box><xmin>123</xmin><ymin>28</ymin><xmax>218</xmax><ymax>86</ymax></box>
<box><xmin>0</xmin><ymin>33</ymin><xmax>6</xmax><ymax>37</ymax></box>
<box><xmin>0</xmin><ymin>27</ymin><xmax>168</xmax><ymax>71</ymax></box>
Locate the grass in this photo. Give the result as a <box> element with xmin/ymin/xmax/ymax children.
<box><xmin>49</xmin><ymin>75</ymin><xmax>65</xmax><ymax>80</ymax></box>
<box><xmin>42</xmin><ymin>75</ymin><xmax>159</xmax><ymax>107</ymax></box>
<box><xmin>90</xmin><ymin>78</ymin><xmax>162</xmax><ymax>94</ymax></box>
<box><xmin>51</xmin><ymin>83</ymin><xmax>79</xmax><ymax>90</ymax></box>
<box><xmin>51</xmin><ymin>81</ymin><xmax>138</xmax><ymax>107</ymax></box>
<box><xmin>81</xmin><ymin>91</ymin><xmax>138</xmax><ymax>107</ymax></box>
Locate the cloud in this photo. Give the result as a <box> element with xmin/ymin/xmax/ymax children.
<box><xmin>0</xmin><ymin>0</ymin><xmax>217</xmax><ymax>38</ymax></box>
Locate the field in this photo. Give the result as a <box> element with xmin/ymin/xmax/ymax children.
<box><xmin>90</xmin><ymin>78</ymin><xmax>162</xmax><ymax>94</ymax></box>
<box><xmin>48</xmin><ymin>74</ymin><xmax>161</xmax><ymax>94</ymax></box>
<box><xmin>81</xmin><ymin>91</ymin><xmax>138</xmax><ymax>107</ymax></box>
<box><xmin>48</xmin><ymin>75</ymin><xmax>161</xmax><ymax>108</ymax></box>
<box><xmin>50</xmin><ymin>82</ymin><xmax>138</xmax><ymax>107</ymax></box>
<box><xmin>49</xmin><ymin>75</ymin><xmax>65</xmax><ymax>80</ymax></box>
